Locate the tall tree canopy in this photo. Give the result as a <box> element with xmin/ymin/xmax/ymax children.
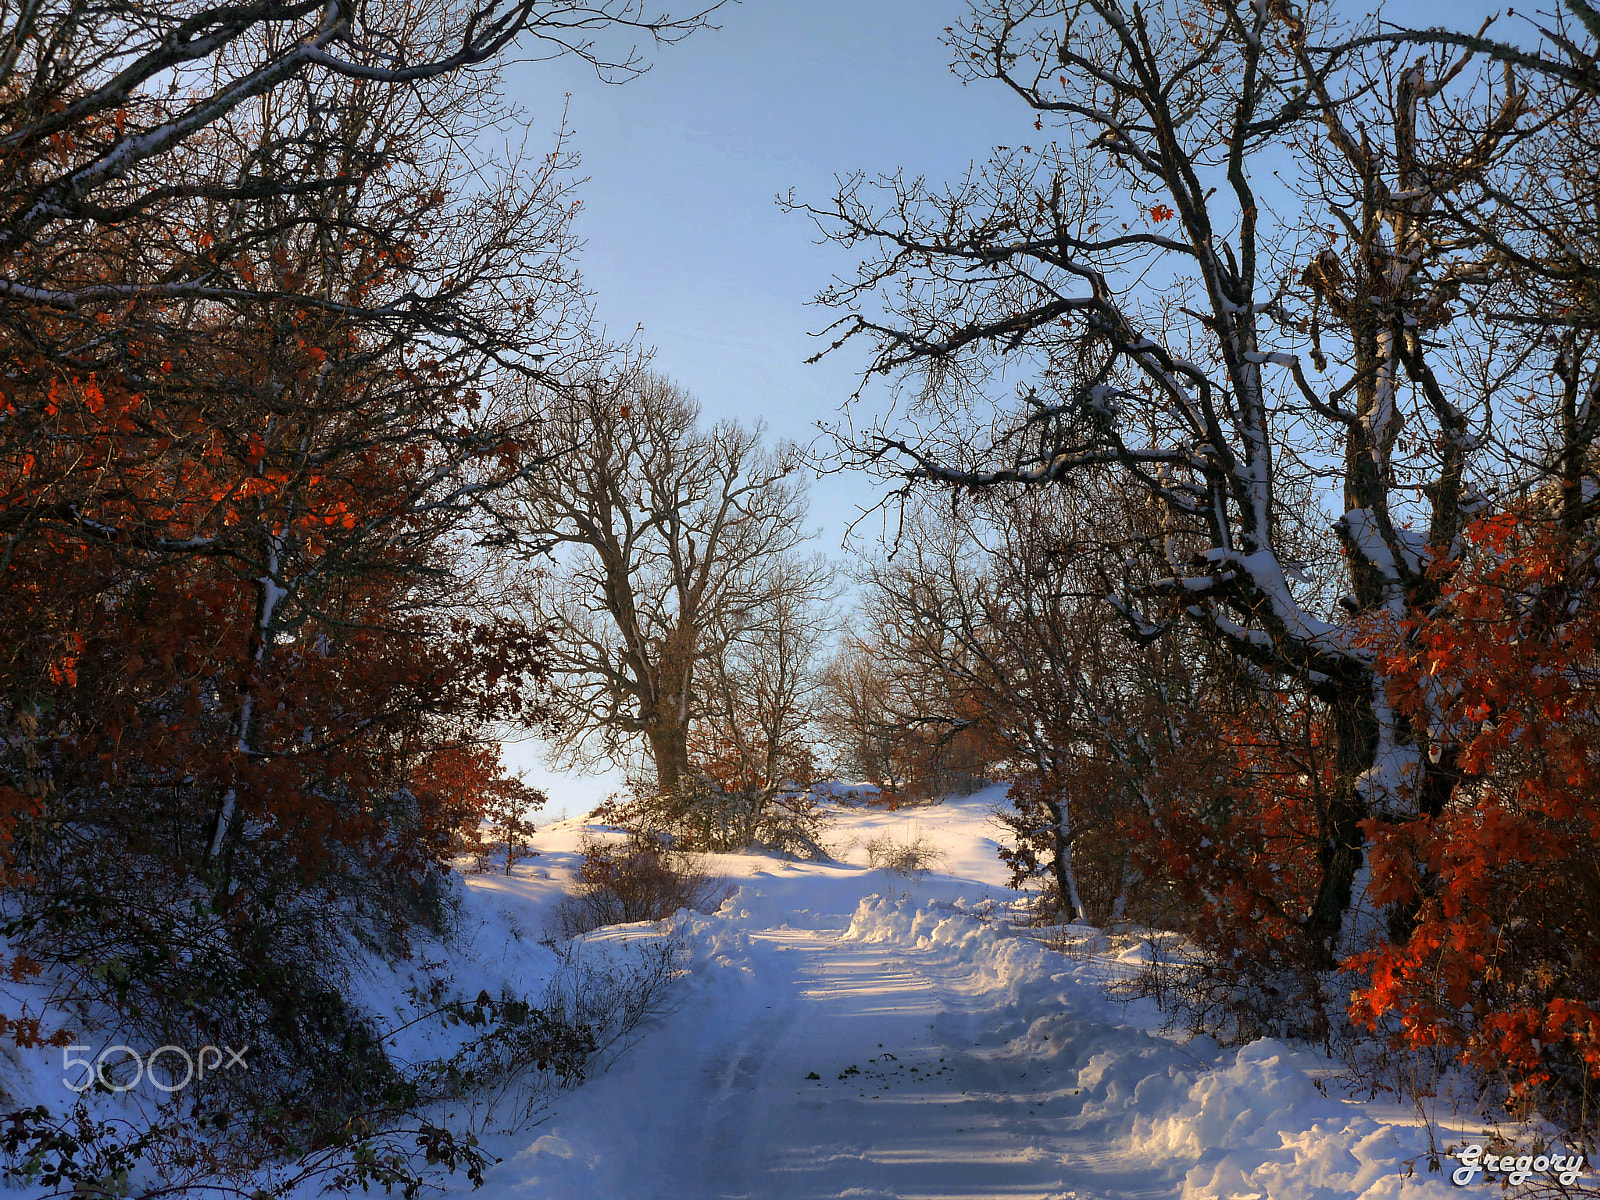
<box><xmin>510</xmin><ymin>369</ymin><xmax>825</xmax><ymax>795</ymax></box>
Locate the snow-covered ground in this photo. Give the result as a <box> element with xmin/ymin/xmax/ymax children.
<box><xmin>0</xmin><ymin>784</ymin><xmax>1505</xmax><ymax>1198</ymax></box>
<box><xmin>438</xmin><ymin>784</ymin><xmax>1468</xmax><ymax>1200</ymax></box>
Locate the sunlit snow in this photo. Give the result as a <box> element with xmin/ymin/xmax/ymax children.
<box><xmin>413</xmin><ymin>785</ymin><xmax>1465</xmax><ymax>1200</ymax></box>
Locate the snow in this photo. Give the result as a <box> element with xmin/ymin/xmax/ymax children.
<box><xmin>423</xmin><ymin>786</ymin><xmax>1464</xmax><ymax>1199</ymax></box>
<box><xmin>1241</xmin><ymin>351</ymin><xmax>1298</xmax><ymax>368</ymax></box>
<box><xmin>1086</xmin><ymin>384</ymin><xmax>1120</xmax><ymax>417</ymax></box>
<box><xmin>0</xmin><ymin>785</ymin><xmax>1485</xmax><ymax>1198</ymax></box>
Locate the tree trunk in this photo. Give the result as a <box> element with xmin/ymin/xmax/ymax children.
<box><xmin>647</xmin><ymin>725</ymin><xmax>690</xmax><ymax>795</ymax></box>
<box><xmin>645</xmin><ymin>623</ymin><xmax>697</xmax><ymax>794</ymax></box>
<box><xmin>1304</xmin><ymin>680</ymin><xmax>1377</xmax><ymax>965</ymax></box>
<box><xmin>1041</xmin><ymin>790</ymin><xmax>1083</xmax><ymax>923</ymax></box>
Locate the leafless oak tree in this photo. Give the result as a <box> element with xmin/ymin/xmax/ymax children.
<box><xmin>818</xmin><ymin>575</ymin><xmax>1005</xmax><ymax>806</ymax></box>
<box><xmin>844</xmin><ymin>484</ymin><xmax>1154</xmax><ymax>917</ymax></box>
<box><xmin>696</xmin><ymin>554</ymin><xmax>837</xmax><ymax>794</ymax></box>
<box><xmin>0</xmin><ymin>0</ymin><xmax>720</xmax><ymax>325</ymax></box>
<box><xmin>513</xmin><ymin>370</ymin><xmax>821</xmax><ymax>794</ymax></box>
<box><xmin>816</xmin><ymin>640</ymin><xmax>914</xmax><ymax>792</ymax></box>
<box><xmin>1</xmin><ymin>0</ymin><xmax>727</xmax><ymax>590</ymax></box>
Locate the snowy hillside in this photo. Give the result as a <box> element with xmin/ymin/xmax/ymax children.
<box><xmin>409</xmin><ymin>784</ymin><xmax>1472</xmax><ymax>1200</ymax></box>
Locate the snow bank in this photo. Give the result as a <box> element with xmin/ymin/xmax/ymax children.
<box><xmin>844</xmin><ymin>893</ymin><xmax>1104</xmax><ymax>1005</ymax></box>
<box><xmin>671</xmin><ymin>904</ymin><xmax>757</xmax><ymax>993</ymax></box>
<box><xmin>843</xmin><ymin>894</ymin><xmax>1459</xmax><ymax>1200</ymax></box>
<box><xmin>1130</xmin><ymin>1039</ymin><xmax>1454</xmax><ymax>1200</ymax></box>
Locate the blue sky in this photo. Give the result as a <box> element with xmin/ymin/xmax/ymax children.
<box><xmin>501</xmin><ymin>0</ymin><xmax>1029</xmax><ymax>807</ymax></box>
<box><xmin>497</xmin><ymin>0</ymin><xmax>1490</xmax><ymax>810</ymax></box>
<box><xmin>503</xmin><ymin>1</ymin><xmax>1036</xmax><ymax>545</ymax></box>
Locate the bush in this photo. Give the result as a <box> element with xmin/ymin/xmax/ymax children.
<box><xmin>461</xmin><ymin>774</ymin><xmax>547</xmax><ymax>876</ymax></box>
<box><xmin>548</xmin><ymin>836</ymin><xmax>732</xmax><ymax>939</ymax></box>
<box><xmin>0</xmin><ymin>933</ymin><xmax>685</xmax><ymax>1198</ymax></box>
<box><xmin>1347</xmin><ymin>508</ymin><xmax>1600</xmax><ymax>1144</ymax></box>
<box><xmin>0</xmin><ymin>853</ymin><xmax>424</xmax><ymax>1126</ymax></box>
<box><xmin>863</xmin><ymin>827</ymin><xmax>945</xmax><ymax>877</ymax></box>
<box><xmin>592</xmin><ymin>777</ymin><xmax>828</xmax><ymax>858</ymax></box>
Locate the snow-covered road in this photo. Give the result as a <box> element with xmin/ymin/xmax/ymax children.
<box><xmin>658</xmin><ymin>925</ymin><xmax>1103</xmax><ymax>1200</ymax></box>
<box><xmin>460</xmin><ymin>790</ymin><xmax>1466</xmax><ymax>1200</ymax></box>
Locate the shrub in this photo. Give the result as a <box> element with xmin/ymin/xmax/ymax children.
<box><xmin>592</xmin><ymin>777</ymin><xmax>828</xmax><ymax>858</ymax></box>
<box><xmin>864</xmin><ymin>827</ymin><xmax>945</xmax><ymax>877</ymax></box>
<box><xmin>462</xmin><ymin>774</ymin><xmax>547</xmax><ymax>876</ymax></box>
<box><xmin>0</xmin><ymin>935</ymin><xmax>684</xmax><ymax>1197</ymax></box>
<box><xmin>548</xmin><ymin>836</ymin><xmax>731</xmax><ymax>939</ymax></box>
<box><xmin>1348</xmin><ymin>508</ymin><xmax>1600</xmax><ymax>1143</ymax></box>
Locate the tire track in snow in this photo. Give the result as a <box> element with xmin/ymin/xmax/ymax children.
<box><xmin>672</xmin><ymin>923</ymin><xmax>1165</xmax><ymax>1200</ymax></box>
<box><xmin>463</xmin><ymin>795</ymin><xmax>1464</xmax><ymax>1200</ymax></box>
<box><xmin>697</xmin><ymin>1005</ymin><xmax>796</xmax><ymax>1197</ymax></box>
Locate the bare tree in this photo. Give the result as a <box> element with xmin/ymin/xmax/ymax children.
<box><xmin>513</xmin><ymin>370</ymin><xmax>817</xmax><ymax>793</ymax></box>
<box><xmin>821</xmin><ymin>537</ymin><xmax>1010</xmax><ymax>806</ymax></box>
<box><xmin>695</xmin><ymin>554</ymin><xmax>837</xmax><ymax>794</ymax></box>
<box><xmin>845</xmin><ymin>487</ymin><xmax>1126</xmax><ymax>916</ymax></box>
<box><xmin>816</xmin><ymin>640</ymin><xmax>913</xmax><ymax>791</ymax></box>
<box><xmin>0</xmin><ymin>0</ymin><xmax>720</xmax><ymax>339</ymax></box>
<box><xmin>792</xmin><ymin>0</ymin><xmax>1597</xmax><ymax>961</ymax></box>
